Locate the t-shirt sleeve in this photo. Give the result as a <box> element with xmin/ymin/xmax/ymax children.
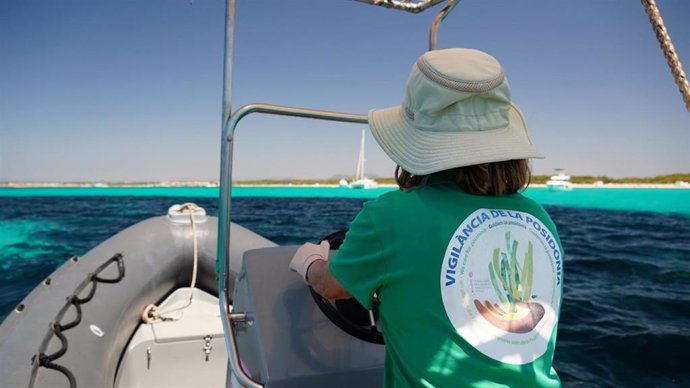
<box><xmin>328</xmin><ymin>202</ymin><xmax>387</xmax><ymax>310</ymax></box>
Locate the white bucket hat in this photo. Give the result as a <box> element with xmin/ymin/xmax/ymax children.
<box><xmin>368</xmin><ymin>48</ymin><xmax>543</xmax><ymax>175</ymax></box>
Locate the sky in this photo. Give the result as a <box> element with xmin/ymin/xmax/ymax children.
<box><xmin>0</xmin><ymin>0</ymin><xmax>688</xmax><ymax>182</ymax></box>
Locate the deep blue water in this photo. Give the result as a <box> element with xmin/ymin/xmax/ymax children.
<box><xmin>0</xmin><ymin>195</ymin><xmax>689</xmax><ymax>387</ymax></box>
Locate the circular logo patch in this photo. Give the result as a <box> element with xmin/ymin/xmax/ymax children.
<box><xmin>440</xmin><ymin>208</ymin><xmax>562</xmax><ymax>365</ymax></box>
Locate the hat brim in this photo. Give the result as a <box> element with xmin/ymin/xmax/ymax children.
<box><xmin>368</xmin><ymin>104</ymin><xmax>544</xmax><ymax>176</ymax></box>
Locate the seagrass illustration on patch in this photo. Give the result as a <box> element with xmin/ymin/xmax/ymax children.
<box><xmin>440</xmin><ymin>209</ymin><xmax>562</xmax><ymax>365</ymax></box>
<box><xmin>473</xmin><ymin>232</ymin><xmax>544</xmax><ymax>334</ymax></box>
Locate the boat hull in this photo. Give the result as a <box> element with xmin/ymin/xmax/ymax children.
<box><xmin>348</xmin><ymin>178</ymin><xmax>378</xmax><ymax>189</ymax></box>
<box><xmin>547</xmin><ymin>181</ymin><xmax>573</xmax><ymax>191</ymax></box>
<box><xmin>0</xmin><ymin>215</ymin><xmax>274</xmax><ymax>388</ymax></box>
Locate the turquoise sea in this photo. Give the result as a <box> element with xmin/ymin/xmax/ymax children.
<box><xmin>1</xmin><ymin>186</ymin><xmax>690</xmax><ymax>215</ymax></box>
<box><xmin>1</xmin><ymin>186</ymin><xmax>689</xmax><ymax>387</ymax></box>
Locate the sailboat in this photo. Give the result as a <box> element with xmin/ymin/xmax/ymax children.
<box><xmin>340</xmin><ymin>129</ymin><xmax>378</xmax><ymax>189</ymax></box>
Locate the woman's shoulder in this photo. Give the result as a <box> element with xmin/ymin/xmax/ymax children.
<box><xmin>363</xmin><ymin>189</ymin><xmax>407</xmax><ymax>211</ymax></box>
<box><xmin>357</xmin><ymin>189</ymin><xmax>428</xmax><ymax>221</ymax></box>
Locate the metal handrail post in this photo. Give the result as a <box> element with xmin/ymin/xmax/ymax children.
<box><xmin>217</xmin><ymin>0</ymin><xmax>240</xmax><ymax>385</ymax></box>
<box><xmin>226</xmin><ymin>104</ymin><xmax>368</xmax><ymax>138</ymax></box>
<box><xmin>218</xmin><ymin>0</ymin><xmax>235</xmax><ymax>299</ymax></box>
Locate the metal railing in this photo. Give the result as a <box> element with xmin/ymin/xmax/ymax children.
<box><xmin>218</xmin><ymin>104</ymin><xmax>367</xmax><ymax>388</ymax></box>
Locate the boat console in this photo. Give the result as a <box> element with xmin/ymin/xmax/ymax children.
<box><xmin>229</xmin><ymin>246</ymin><xmax>385</xmax><ymax>388</ymax></box>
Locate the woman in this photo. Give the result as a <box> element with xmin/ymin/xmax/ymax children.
<box><xmin>290</xmin><ymin>48</ymin><xmax>563</xmax><ymax>388</ymax></box>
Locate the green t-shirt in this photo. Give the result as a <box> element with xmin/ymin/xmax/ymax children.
<box><xmin>329</xmin><ymin>176</ymin><xmax>563</xmax><ymax>388</ymax></box>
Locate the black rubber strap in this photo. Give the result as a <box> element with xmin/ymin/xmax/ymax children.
<box><xmin>30</xmin><ymin>253</ymin><xmax>126</xmax><ymax>388</ymax></box>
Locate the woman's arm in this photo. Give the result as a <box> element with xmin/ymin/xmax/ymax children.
<box><xmin>307</xmin><ymin>260</ymin><xmax>352</xmax><ymax>300</ymax></box>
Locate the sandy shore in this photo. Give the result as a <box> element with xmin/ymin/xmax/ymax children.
<box><xmin>0</xmin><ymin>181</ymin><xmax>219</xmax><ymax>188</ymax></box>
<box><xmin>531</xmin><ymin>183</ymin><xmax>690</xmax><ymax>189</ymax></box>
<box><xmin>2</xmin><ymin>182</ymin><xmax>689</xmax><ymax>189</ymax></box>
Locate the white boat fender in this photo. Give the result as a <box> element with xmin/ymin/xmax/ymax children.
<box><xmin>167</xmin><ymin>202</ymin><xmax>207</xmax><ymax>224</ymax></box>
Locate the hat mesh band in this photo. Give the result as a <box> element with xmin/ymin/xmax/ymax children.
<box><xmin>416</xmin><ymin>57</ymin><xmax>505</xmax><ymax>93</ymax></box>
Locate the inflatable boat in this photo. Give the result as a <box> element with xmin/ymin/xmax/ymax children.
<box><xmin>2</xmin><ymin>0</ymin><xmax>685</xmax><ymax>387</ymax></box>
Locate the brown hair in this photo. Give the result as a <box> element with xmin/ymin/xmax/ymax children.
<box><xmin>395</xmin><ymin>159</ymin><xmax>531</xmax><ymax>196</ymax></box>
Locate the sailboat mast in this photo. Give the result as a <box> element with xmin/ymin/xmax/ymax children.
<box><xmin>355</xmin><ymin>129</ymin><xmax>365</xmax><ymax>180</ymax></box>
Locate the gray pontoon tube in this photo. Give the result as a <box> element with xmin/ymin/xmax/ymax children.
<box><xmin>0</xmin><ymin>215</ymin><xmax>274</xmax><ymax>388</ymax></box>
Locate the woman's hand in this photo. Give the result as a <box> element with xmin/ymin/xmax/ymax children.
<box><xmin>290</xmin><ymin>240</ymin><xmax>351</xmax><ymax>300</ymax></box>
<box><xmin>289</xmin><ymin>240</ymin><xmax>330</xmax><ymax>282</ymax></box>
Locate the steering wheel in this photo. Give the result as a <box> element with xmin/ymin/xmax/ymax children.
<box><xmin>308</xmin><ymin>230</ymin><xmax>384</xmax><ymax>345</ymax></box>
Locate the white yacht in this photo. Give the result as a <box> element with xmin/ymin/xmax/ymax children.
<box><xmin>547</xmin><ymin>169</ymin><xmax>573</xmax><ymax>191</ymax></box>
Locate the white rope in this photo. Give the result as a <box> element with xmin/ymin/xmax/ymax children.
<box><xmin>142</xmin><ymin>203</ymin><xmax>201</xmax><ymax>324</ymax></box>
<box><xmin>641</xmin><ymin>0</ymin><xmax>690</xmax><ymax>112</ymax></box>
